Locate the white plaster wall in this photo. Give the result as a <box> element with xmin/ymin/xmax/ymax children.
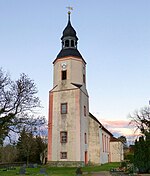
<box><xmin>51</xmin><ymin>56</ymin><xmax>89</xmax><ymax>163</ymax></box>
<box><xmin>110</xmin><ymin>141</ymin><xmax>124</xmax><ymax>162</ymax></box>
<box><xmin>99</xmin><ymin>129</ymin><xmax>111</xmax><ymax>164</ymax></box>
<box><xmin>53</xmin><ymin>57</ymin><xmax>86</xmax><ymax>89</ymax></box>
<box><xmin>51</xmin><ymin>89</ymin><xmax>82</xmax><ymax>161</ymax></box>
<box><xmin>88</xmin><ymin>117</ymin><xmax>100</xmax><ymax>164</ymax></box>
<box><xmin>80</xmin><ymin>91</ymin><xmax>89</xmax><ymax>162</ymax></box>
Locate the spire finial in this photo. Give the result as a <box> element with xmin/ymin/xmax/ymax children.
<box><xmin>66</xmin><ymin>6</ymin><xmax>73</xmax><ymax>21</ymax></box>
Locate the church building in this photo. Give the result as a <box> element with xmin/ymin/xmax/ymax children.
<box><xmin>47</xmin><ymin>11</ymin><xmax>124</xmax><ymax>166</ymax></box>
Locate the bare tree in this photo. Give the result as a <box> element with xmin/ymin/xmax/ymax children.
<box><xmin>0</xmin><ymin>144</ymin><xmax>18</xmax><ymax>163</ymax></box>
<box><xmin>0</xmin><ymin>68</ymin><xmax>41</xmax><ymax>144</ymax></box>
<box><xmin>129</xmin><ymin>106</ymin><xmax>150</xmax><ymax>135</ymax></box>
<box><xmin>118</xmin><ymin>136</ymin><xmax>127</xmax><ymax>147</ymax></box>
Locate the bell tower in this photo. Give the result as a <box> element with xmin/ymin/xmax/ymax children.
<box><xmin>48</xmin><ymin>11</ymin><xmax>89</xmax><ymax>166</ymax></box>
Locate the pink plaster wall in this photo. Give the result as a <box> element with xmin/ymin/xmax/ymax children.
<box><xmin>47</xmin><ymin>92</ymin><xmax>53</xmax><ymax>161</ymax></box>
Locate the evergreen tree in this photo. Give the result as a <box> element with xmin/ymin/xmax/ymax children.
<box><xmin>34</xmin><ymin>136</ymin><xmax>47</xmax><ymax>163</ymax></box>
<box><xmin>145</xmin><ymin>133</ymin><xmax>150</xmax><ymax>172</ymax></box>
<box><xmin>17</xmin><ymin>128</ymin><xmax>37</xmax><ymax>165</ymax></box>
<box><xmin>17</xmin><ymin>128</ymin><xmax>47</xmax><ymax>164</ymax></box>
<box><xmin>134</xmin><ymin>136</ymin><xmax>150</xmax><ymax>173</ymax></box>
<box><xmin>129</xmin><ymin>106</ymin><xmax>150</xmax><ymax>173</ymax></box>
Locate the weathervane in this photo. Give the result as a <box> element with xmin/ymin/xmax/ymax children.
<box><xmin>66</xmin><ymin>6</ymin><xmax>73</xmax><ymax>14</ymax></box>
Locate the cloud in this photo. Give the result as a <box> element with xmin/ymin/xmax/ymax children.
<box><xmin>101</xmin><ymin>119</ymin><xmax>130</xmax><ymax>128</ymax></box>
<box><xmin>100</xmin><ymin>119</ymin><xmax>140</xmax><ymax>144</ymax></box>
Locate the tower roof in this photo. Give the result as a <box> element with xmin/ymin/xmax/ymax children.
<box><xmin>54</xmin><ymin>12</ymin><xmax>85</xmax><ymax>63</ymax></box>
<box><xmin>56</xmin><ymin>48</ymin><xmax>83</xmax><ymax>60</ymax></box>
<box><xmin>61</xmin><ymin>12</ymin><xmax>78</xmax><ymax>40</ymax></box>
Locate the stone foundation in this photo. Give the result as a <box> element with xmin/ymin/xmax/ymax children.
<box><xmin>47</xmin><ymin>161</ymin><xmax>85</xmax><ymax>167</ymax></box>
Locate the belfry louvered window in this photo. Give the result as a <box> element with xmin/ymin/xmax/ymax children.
<box><xmin>62</xmin><ymin>70</ymin><xmax>67</xmax><ymax>80</ymax></box>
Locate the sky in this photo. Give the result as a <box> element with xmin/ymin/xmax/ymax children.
<box><xmin>0</xmin><ymin>0</ymin><xmax>150</xmax><ymax>142</ymax></box>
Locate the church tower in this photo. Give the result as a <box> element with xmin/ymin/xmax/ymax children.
<box><xmin>48</xmin><ymin>11</ymin><xmax>89</xmax><ymax>166</ymax></box>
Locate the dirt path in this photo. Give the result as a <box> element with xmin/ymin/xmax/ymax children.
<box><xmin>90</xmin><ymin>171</ymin><xmax>111</xmax><ymax>176</ymax></box>
<box><xmin>90</xmin><ymin>172</ymin><xmax>150</xmax><ymax>176</ymax></box>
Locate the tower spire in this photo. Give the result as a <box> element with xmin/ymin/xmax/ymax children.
<box><xmin>66</xmin><ymin>6</ymin><xmax>73</xmax><ymax>22</ymax></box>
<box><xmin>68</xmin><ymin>11</ymin><xmax>71</xmax><ymax>22</ymax></box>
<box><xmin>54</xmin><ymin>8</ymin><xmax>85</xmax><ymax>61</ymax></box>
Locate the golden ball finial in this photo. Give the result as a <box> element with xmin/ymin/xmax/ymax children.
<box><xmin>66</xmin><ymin>6</ymin><xmax>73</xmax><ymax>14</ymax></box>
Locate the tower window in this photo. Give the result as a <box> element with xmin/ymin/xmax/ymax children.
<box><xmin>85</xmin><ymin>133</ymin><xmax>87</xmax><ymax>144</ymax></box>
<box><xmin>61</xmin><ymin>103</ymin><xmax>67</xmax><ymax>114</ymax></box>
<box><xmin>102</xmin><ymin>133</ymin><xmax>104</xmax><ymax>152</ymax></box>
<box><xmin>75</xmin><ymin>41</ymin><xmax>77</xmax><ymax>48</ymax></box>
<box><xmin>60</xmin><ymin>131</ymin><xmax>67</xmax><ymax>143</ymax></box>
<box><xmin>65</xmin><ymin>40</ymin><xmax>69</xmax><ymax>47</ymax></box>
<box><xmin>62</xmin><ymin>70</ymin><xmax>67</xmax><ymax>80</ymax></box>
<box><xmin>71</xmin><ymin>40</ymin><xmax>74</xmax><ymax>47</ymax></box>
<box><xmin>84</xmin><ymin>106</ymin><xmax>86</xmax><ymax>116</ymax></box>
<box><xmin>83</xmin><ymin>74</ymin><xmax>86</xmax><ymax>84</ymax></box>
<box><xmin>60</xmin><ymin>152</ymin><xmax>67</xmax><ymax>159</ymax></box>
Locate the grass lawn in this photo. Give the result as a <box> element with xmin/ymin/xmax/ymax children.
<box><xmin>0</xmin><ymin>162</ymin><xmax>120</xmax><ymax>176</ymax></box>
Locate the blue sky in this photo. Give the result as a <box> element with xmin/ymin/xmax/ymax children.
<box><xmin>0</xmin><ymin>0</ymin><xmax>150</xmax><ymax>139</ymax></box>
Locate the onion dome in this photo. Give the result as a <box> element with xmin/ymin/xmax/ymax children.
<box><xmin>54</xmin><ymin>12</ymin><xmax>85</xmax><ymax>62</ymax></box>
<box><xmin>61</xmin><ymin>12</ymin><xmax>78</xmax><ymax>40</ymax></box>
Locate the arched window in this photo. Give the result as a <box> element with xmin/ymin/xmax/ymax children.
<box><xmin>71</xmin><ymin>40</ymin><xmax>74</xmax><ymax>47</ymax></box>
<box><xmin>65</xmin><ymin>40</ymin><xmax>69</xmax><ymax>47</ymax></box>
